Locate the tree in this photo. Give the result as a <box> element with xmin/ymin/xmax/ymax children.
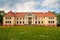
<box><xmin>0</xmin><ymin>10</ymin><xmax>5</xmax><ymax>25</ymax></box>
<box><xmin>52</xmin><ymin>11</ymin><xmax>56</xmax><ymax>14</ymax></box>
<box><xmin>56</xmin><ymin>13</ymin><xmax>60</xmax><ymax>26</ymax></box>
<box><xmin>52</xmin><ymin>11</ymin><xmax>60</xmax><ymax>26</ymax></box>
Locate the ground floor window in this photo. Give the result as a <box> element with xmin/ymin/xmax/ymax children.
<box><xmin>20</xmin><ymin>21</ymin><xmax>21</xmax><ymax>24</ymax></box>
<box><xmin>5</xmin><ymin>21</ymin><xmax>11</xmax><ymax>24</ymax></box>
<box><xmin>23</xmin><ymin>21</ymin><xmax>24</xmax><ymax>24</ymax></box>
<box><xmin>41</xmin><ymin>21</ymin><xmax>43</xmax><ymax>24</ymax></box>
<box><xmin>5</xmin><ymin>21</ymin><xmax>7</xmax><ymax>23</ymax></box>
<box><xmin>35</xmin><ymin>21</ymin><xmax>37</xmax><ymax>24</ymax></box>
<box><xmin>48</xmin><ymin>21</ymin><xmax>54</xmax><ymax>24</ymax></box>
<box><xmin>17</xmin><ymin>21</ymin><xmax>18</xmax><ymax>24</ymax></box>
<box><xmin>38</xmin><ymin>21</ymin><xmax>40</xmax><ymax>24</ymax></box>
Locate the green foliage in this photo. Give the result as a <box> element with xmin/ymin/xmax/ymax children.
<box><xmin>52</xmin><ymin>11</ymin><xmax>60</xmax><ymax>25</ymax></box>
<box><xmin>0</xmin><ymin>10</ymin><xmax>5</xmax><ymax>24</ymax></box>
<box><xmin>0</xmin><ymin>26</ymin><xmax>60</xmax><ymax>40</ymax></box>
<box><xmin>56</xmin><ymin>13</ymin><xmax>60</xmax><ymax>24</ymax></box>
<box><xmin>0</xmin><ymin>10</ymin><xmax>5</xmax><ymax>15</ymax></box>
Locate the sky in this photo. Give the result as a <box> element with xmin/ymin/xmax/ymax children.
<box><xmin>0</xmin><ymin>0</ymin><xmax>60</xmax><ymax>12</ymax></box>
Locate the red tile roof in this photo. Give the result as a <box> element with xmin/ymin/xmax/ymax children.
<box><xmin>15</xmin><ymin>12</ymin><xmax>27</xmax><ymax>17</ymax></box>
<box><xmin>4</xmin><ymin>11</ymin><xmax>15</xmax><ymax>17</ymax></box>
<box><xmin>32</xmin><ymin>12</ymin><xmax>45</xmax><ymax>17</ymax></box>
<box><xmin>4</xmin><ymin>11</ymin><xmax>56</xmax><ymax>17</ymax></box>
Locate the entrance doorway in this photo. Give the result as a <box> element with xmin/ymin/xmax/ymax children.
<box><xmin>28</xmin><ymin>21</ymin><xmax>32</xmax><ymax>25</ymax></box>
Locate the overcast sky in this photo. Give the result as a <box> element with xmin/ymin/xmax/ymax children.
<box><xmin>0</xmin><ymin>0</ymin><xmax>60</xmax><ymax>12</ymax></box>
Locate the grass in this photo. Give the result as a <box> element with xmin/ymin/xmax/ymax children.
<box><xmin>0</xmin><ymin>26</ymin><xmax>60</xmax><ymax>40</ymax></box>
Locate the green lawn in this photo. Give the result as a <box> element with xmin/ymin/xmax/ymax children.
<box><xmin>0</xmin><ymin>26</ymin><xmax>60</xmax><ymax>40</ymax></box>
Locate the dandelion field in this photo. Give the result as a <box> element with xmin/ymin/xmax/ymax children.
<box><xmin>0</xmin><ymin>26</ymin><xmax>60</xmax><ymax>40</ymax></box>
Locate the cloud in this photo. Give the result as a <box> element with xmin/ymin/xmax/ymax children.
<box><xmin>0</xmin><ymin>3</ymin><xmax>10</xmax><ymax>12</ymax></box>
<box><xmin>40</xmin><ymin>0</ymin><xmax>60</xmax><ymax>9</ymax></box>
<box><xmin>0</xmin><ymin>0</ymin><xmax>7</xmax><ymax>1</ymax></box>
<box><xmin>0</xmin><ymin>0</ymin><xmax>39</xmax><ymax>12</ymax></box>
<box><xmin>41</xmin><ymin>0</ymin><xmax>57</xmax><ymax>7</ymax></box>
<box><xmin>38</xmin><ymin>0</ymin><xmax>60</xmax><ymax>12</ymax></box>
<box><xmin>12</xmin><ymin>1</ymin><xmax>39</xmax><ymax>12</ymax></box>
<box><xmin>0</xmin><ymin>0</ymin><xmax>60</xmax><ymax>12</ymax></box>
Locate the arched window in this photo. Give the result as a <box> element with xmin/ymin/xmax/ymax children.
<box><xmin>41</xmin><ymin>21</ymin><xmax>43</xmax><ymax>24</ymax></box>
<box><xmin>10</xmin><ymin>17</ymin><xmax>11</xmax><ymax>19</ymax></box>
<box><xmin>10</xmin><ymin>21</ymin><xmax>11</xmax><ymax>23</ymax></box>
<box><xmin>23</xmin><ymin>21</ymin><xmax>24</xmax><ymax>24</ymax></box>
<box><xmin>5</xmin><ymin>21</ymin><xmax>7</xmax><ymax>23</ymax></box>
<box><xmin>49</xmin><ymin>21</ymin><xmax>50</xmax><ymax>23</ymax></box>
<box><xmin>17</xmin><ymin>21</ymin><xmax>18</xmax><ymax>24</ymax></box>
<box><xmin>38</xmin><ymin>21</ymin><xmax>40</xmax><ymax>24</ymax></box>
<box><xmin>35</xmin><ymin>18</ymin><xmax>37</xmax><ymax>20</ymax></box>
<box><xmin>35</xmin><ymin>21</ymin><xmax>37</xmax><ymax>24</ymax></box>
<box><xmin>20</xmin><ymin>21</ymin><xmax>21</xmax><ymax>24</ymax></box>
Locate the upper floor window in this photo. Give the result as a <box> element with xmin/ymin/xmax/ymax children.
<box><xmin>20</xmin><ymin>18</ymin><xmax>21</xmax><ymax>20</ymax></box>
<box><xmin>17</xmin><ymin>18</ymin><xmax>18</xmax><ymax>20</ymax></box>
<box><xmin>23</xmin><ymin>18</ymin><xmax>24</xmax><ymax>20</ymax></box>
<box><xmin>49</xmin><ymin>17</ymin><xmax>54</xmax><ymax>19</ymax></box>
<box><xmin>28</xmin><ymin>17</ymin><xmax>32</xmax><ymax>20</ymax></box>
<box><xmin>6</xmin><ymin>17</ymin><xmax>11</xmax><ymax>19</ymax></box>
<box><xmin>35</xmin><ymin>18</ymin><xmax>37</xmax><ymax>20</ymax></box>
<box><xmin>10</xmin><ymin>17</ymin><xmax>11</xmax><ymax>19</ymax></box>
<box><xmin>6</xmin><ymin>17</ymin><xmax>7</xmax><ymax>19</ymax></box>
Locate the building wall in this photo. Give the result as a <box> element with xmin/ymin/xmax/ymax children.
<box><xmin>3</xmin><ymin>17</ymin><xmax>15</xmax><ymax>26</ymax></box>
<box><xmin>44</xmin><ymin>17</ymin><xmax>57</xmax><ymax>26</ymax></box>
<box><xmin>3</xmin><ymin>14</ymin><xmax>57</xmax><ymax>26</ymax></box>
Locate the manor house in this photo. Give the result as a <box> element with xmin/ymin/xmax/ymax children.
<box><xmin>3</xmin><ymin>11</ymin><xmax>57</xmax><ymax>26</ymax></box>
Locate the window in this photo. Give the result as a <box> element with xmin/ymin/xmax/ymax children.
<box><xmin>48</xmin><ymin>21</ymin><xmax>54</xmax><ymax>23</ymax></box>
<box><xmin>28</xmin><ymin>17</ymin><xmax>32</xmax><ymax>20</ymax></box>
<box><xmin>49</xmin><ymin>21</ymin><xmax>50</xmax><ymax>23</ymax></box>
<box><xmin>6</xmin><ymin>17</ymin><xmax>7</xmax><ymax>19</ymax></box>
<box><xmin>23</xmin><ymin>18</ymin><xmax>24</xmax><ymax>20</ymax></box>
<box><xmin>10</xmin><ymin>21</ymin><xmax>11</xmax><ymax>23</ymax></box>
<box><xmin>38</xmin><ymin>21</ymin><xmax>40</xmax><ymax>24</ymax></box>
<box><xmin>41</xmin><ymin>21</ymin><xmax>43</xmax><ymax>23</ymax></box>
<box><xmin>35</xmin><ymin>21</ymin><xmax>37</xmax><ymax>24</ymax></box>
<box><xmin>23</xmin><ymin>21</ymin><xmax>24</xmax><ymax>24</ymax></box>
<box><xmin>5</xmin><ymin>21</ymin><xmax>11</xmax><ymax>24</ymax></box>
<box><xmin>5</xmin><ymin>21</ymin><xmax>7</xmax><ymax>23</ymax></box>
<box><xmin>49</xmin><ymin>17</ymin><xmax>54</xmax><ymax>19</ymax></box>
<box><xmin>10</xmin><ymin>17</ymin><xmax>11</xmax><ymax>19</ymax></box>
<box><xmin>20</xmin><ymin>21</ymin><xmax>21</xmax><ymax>24</ymax></box>
<box><xmin>8</xmin><ymin>21</ymin><xmax>9</xmax><ymax>23</ymax></box>
<box><xmin>20</xmin><ymin>18</ymin><xmax>21</xmax><ymax>20</ymax></box>
<box><xmin>6</xmin><ymin>17</ymin><xmax>11</xmax><ymax>19</ymax></box>
<box><xmin>17</xmin><ymin>21</ymin><xmax>18</xmax><ymax>24</ymax></box>
<box><xmin>17</xmin><ymin>18</ymin><xmax>18</xmax><ymax>20</ymax></box>
<box><xmin>52</xmin><ymin>21</ymin><xmax>54</xmax><ymax>23</ymax></box>
<box><xmin>35</xmin><ymin>18</ymin><xmax>37</xmax><ymax>20</ymax></box>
